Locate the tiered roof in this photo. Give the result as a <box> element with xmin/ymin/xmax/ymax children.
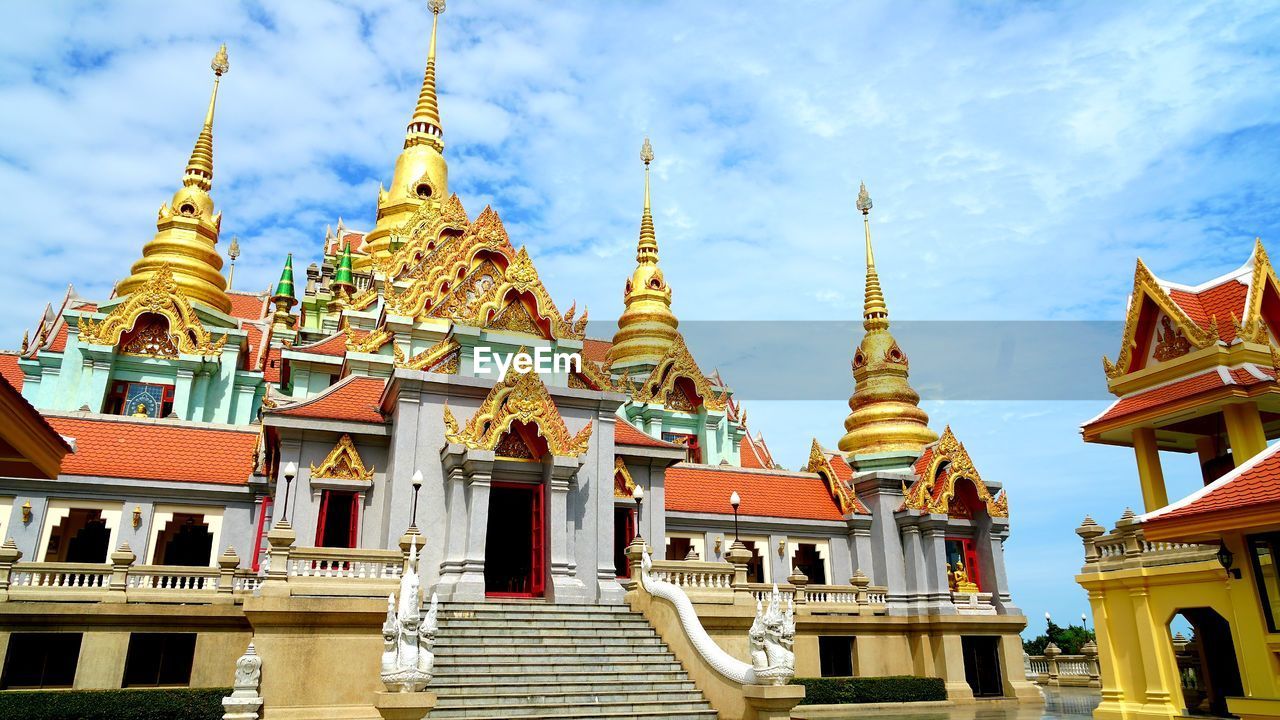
<box><xmin>1141</xmin><ymin>439</ymin><xmax>1280</xmax><ymax>540</ymax></box>
<box><xmin>46</xmin><ymin>415</ymin><xmax>256</xmax><ymax>486</ymax></box>
<box><xmin>267</xmin><ymin>374</ymin><xmax>387</xmax><ymax>425</ymax></box>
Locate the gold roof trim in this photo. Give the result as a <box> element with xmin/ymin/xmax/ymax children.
<box><xmin>374</xmin><ymin>193</ymin><xmax>470</xmax><ymax>280</ymax></box>
<box><xmin>310</xmin><ymin>433</ymin><xmax>374</xmax><ymax>482</ymax></box>
<box><xmin>78</xmin><ymin>264</ymin><xmax>227</xmax><ymax>357</ymax></box>
<box><xmin>443</xmin><ymin>365</ymin><xmax>593</xmax><ymax>456</ymax></box>
<box><xmin>1103</xmin><ymin>258</ymin><xmax>1220</xmax><ymax>379</ymax></box>
<box><xmin>901</xmin><ymin>427</ymin><xmax>1008</xmax><ymax>517</ymax></box>
<box><xmin>1237</xmin><ymin>239</ymin><xmax>1279</xmax><ymax>345</ymax></box>
<box><xmin>614</xmin><ymin>457</ymin><xmax>637</xmax><ymax>498</ymax></box>
<box><xmin>803</xmin><ymin>439</ymin><xmax>864</xmax><ymax>516</ymax></box>
<box><xmin>394</xmin><ymin>336</ymin><xmax>460</xmax><ymax>373</ymax></box>
<box><xmin>346</xmin><ymin>324</ymin><xmax>395</xmax><ymax>354</ymax></box>
<box><xmin>633</xmin><ymin>335</ymin><xmax>727</xmax><ymax>411</ymax></box>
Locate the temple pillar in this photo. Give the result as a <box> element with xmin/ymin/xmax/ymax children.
<box><xmin>435</xmin><ymin>444</ymin><xmax>492</xmax><ymax>602</ymax></box>
<box><xmin>1131</xmin><ymin>427</ymin><xmax>1169</xmax><ymax>512</ymax></box>
<box><xmin>918</xmin><ymin>515</ymin><xmax>954</xmax><ymax>612</ymax></box>
<box><xmin>1223</xmin><ymin>401</ymin><xmax>1267</xmax><ymax>464</ymax></box>
<box><xmin>848</xmin><ymin>516</ymin><xmax>874</xmax><ymax>578</ymax></box>
<box><xmin>855</xmin><ymin>471</ymin><xmax>912</xmax><ymax>610</ymax></box>
<box><xmin>173</xmin><ymin>367</ymin><xmax>196</xmax><ymax>420</ymax></box>
<box><xmin>78</xmin><ymin>359</ymin><xmax>113</xmax><ymax>414</ymax></box>
<box><xmin>1129</xmin><ymin>586</ymin><xmax>1178</xmax><ymax>713</ymax></box>
<box><xmin>896</xmin><ymin>514</ymin><xmax>928</xmax><ymax>613</ymax></box>
<box><xmin>547</xmin><ymin>455</ymin><xmax>588</xmax><ymax>604</ymax></box>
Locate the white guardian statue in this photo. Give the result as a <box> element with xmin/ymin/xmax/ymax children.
<box><xmin>749</xmin><ymin>585</ymin><xmax>796</xmax><ymax>685</ymax></box>
<box><xmin>380</xmin><ymin>536</ymin><xmax>439</xmax><ymax>692</ymax></box>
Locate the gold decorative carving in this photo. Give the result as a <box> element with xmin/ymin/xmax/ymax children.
<box><xmin>119</xmin><ymin>315</ymin><xmax>179</xmax><ymax>358</ymax></box>
<box><xmin>1104</xmin><ymin>259</ymin><xmax>1219</xmax><ymax>378</ymax></box>
<box><xmin>494</xmin><ymin>429</ymin><xmax>537</xmax><ymax>460</ymax></box>
<box><xmin>78</xmin><ymin>264</ymin><xmax>227</xmax><ymax>356</ymax></box>
<box><xmin>443</xmin><ymin>365</ymin><xmax>592</xmax><ymax>456</ymax></box>
<box><xmin>310</xmin><ymin>433</ymin><xmax>374</xmax><ymax>482</ymax></box>
<box><xmin>394</xmin><ymin>336</ymin><xmax>460</xmax><ymax>374</ymax></box>
<box><xmin>632</xmin><ymin>335</ymin><xmax>727</xmax><ymax>411</ymax></box>
<box><xmin>1238</xmin><ymin>239</ymin><xmax>1280</xmax><ymax>345</ymax></box>
<box><xmin>487</xmin><ymin>298</ymin><xmax>545</xmax><ymax>337</ymax></box>
<box><xmin>803</xmin><ymin>439</ymin><xmax>865</xmax><ymax>515</ymax></box>
<box><xmin>1152</xmin><ymin>316</ymin><xmax>1192</xmax><ymax>362</ymax></box>
<box><xmin>346</xmin><ymin>324</ymin><xmax>395</xmax><ymax>354</ymax></box>
<box><xmin>901</xmin><ymin>426</ymin><xmax>1008</xmax><ymax>517</ymax></box>
<box><xmin>614</xmin><ymin>457</ymin><xmax>636</xmax><ymax>499</ymax></box>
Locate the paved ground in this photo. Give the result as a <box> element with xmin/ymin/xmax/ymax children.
<box><xmin>798</xmin><ymin>687</ymin><xmax>1100</xmax><ymax>720</ymax></box>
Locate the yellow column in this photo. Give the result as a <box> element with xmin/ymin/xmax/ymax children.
<box><xmin>1223</xmin><ymin>402</ymin><xmax>1267</xmax><ymax>465</ymax></box>
<box><xmin>1132</xmin><ymin>427</ymin><xmax>1169</xmax><ymax>512</ymax></box>
<box><xmin>1089</xmin><ymin>590</ymin><xmax>1126</xmax><ymax>712</ymax></box>
<box><xmin>1129</xmin><ymin>587</ymin><xmax>1181</xmax><ymax>717</ymax></box>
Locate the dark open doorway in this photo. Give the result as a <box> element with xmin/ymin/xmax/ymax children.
<box><xmin>316</xmin><ymin>490</ymin><xmax>358</xmax><ymax>548</ymax></box>
<box><xmin>961</xmin><ymin>635</ymin><xmax>1003</xmax><ymax>697</ymax></box>
<box><xmin>614</xmin><ymin>506</ymin><xmax>635</xmax><ymax>578</ymax></box>
<box><xmin>1170</xmin><ymin>608</ymin><xmax>1243</xmax><ymax>717</ymax></box>
<box><xmin>45</xmin><ymin>509</ymin><xmax>110</xmax><ymax>563</ymax></box>
<box><xmin>156</xmin><ymin>514</ymin><xmax>213</xmax><ymax>566</ymax></box>
<box><xmin>485</xmin><ymin>483</ymin><xmax>545</xmax><ymax>597</ymax></box>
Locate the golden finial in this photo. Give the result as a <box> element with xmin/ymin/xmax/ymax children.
<box><xmin>227</xmin><ymin>235</ymin><xmax>240</xmax><ymax>289</ymax></box>
<box><xmin>428</xmin><ymin>0</ymin><xmax>445</xmax><ymax>14</ymax></box>
<box><xmin>641</xmin><ymin>137</ymin><xmax>654</xmax><ymax>166</ymax></box>
<box><xmin>859</xmin><ymin>182</ymin><xmax>886</xmax><ymax>326</ymax></box>
<box><xmin>638</xmin><ymin>137</ymin><xmax>657</xmax><ymax>260</ymax></box>
<box><xmin>211</xmin><ymin>43</ymin><xmax>230</xmax><ymax>77</ymax></box>
<box><xmin>409</xmin><ymin>1</ymin><xmax>445</xmax><ymax>139</ymax></box>
<box><xmin>20</xmin><ymin>330</ymin><xmax>29</xmax><ymax>354</ymax></box>
<box><xmin>183</xmin><ymin>43</ymin><xmax>228</xmax><ymax>192</ymax></box>
<box><xmin>856</xmin><ymin>181</ymin><xmax>872</xmax><ymax>215</ymax></box>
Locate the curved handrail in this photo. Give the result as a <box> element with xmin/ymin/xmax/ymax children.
<box><xmin>641</xmin><ymin>550</ymin><xmax>757</xmax><ymax>685</ymax></box>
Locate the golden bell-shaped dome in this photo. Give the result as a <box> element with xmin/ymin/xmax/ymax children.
<box><xmin>838</xmin><ymin>183</ymin><xmax>937</xmax><ymax>459</ymax></box>
<box><xmin>609</xmin><ymin>138</ymin><xmax>680</xmax><ymax>367</ymax></box>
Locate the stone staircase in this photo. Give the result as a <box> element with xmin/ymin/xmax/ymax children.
<box><xmin>431</xmin><ymin>601</ymin><xmax>718</xmax><ymax>719</ymax></box>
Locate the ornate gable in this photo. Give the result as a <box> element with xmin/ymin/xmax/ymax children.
<box><xmin>346</xmin><ymin>323</ymin><xmax>395</xmax><ymax>354</ymax></box>
<box><xmin>394</xmin><ymin>336</ymin><xmax>460</xmax><ymax>374</ymax></box>
<box><xmin>442</xmin><ymin>368</ymin><xmax>592</xmax><ymax>456</ymax></box>
<box><xmin>803</xmin><ymin>439</ymin><xmax>867</xmax><ymax>515</ymax></box>
<box><xmin>614</xmin><ymin>457</ymin><xmax>637</xmax><ymax>498</ymax></box>
<box><xmin>373</xmin><ymin>193</ymin><xmax>471</xmax><ymax>280</ymax></box>
<box><xmin>901</xmin><ymin>426</ymin><xmax>1008</xmax><ymax>517</ymax></box>
<box><xmin>78</xmin><ymin>264</ymin><xmax>228</xmax><ymax>357</ymax></box>
<box><xmin>632</xmin><ymin>335</ymin><xmax>727</xmax><ymax>411</ymax></box>
<box><xmin>1104</xmin><ymin>259</ymin><xmax>1219</xmax><ymax>378</ymax></box>
<box><xmin>1238</xmin><ymin>240</ymin><xmax>1280</xmax><ymax>345</ymax></box>
<box><xmin>310</xmin><ymin>433</ymin><xmax>375</xmax><ymax>482</ymax></box>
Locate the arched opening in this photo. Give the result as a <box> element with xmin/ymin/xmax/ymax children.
<box><xmin>155</xmin><ymin>514</ymin><xmax>213</xmax><ymax>566</ymax></box>
<box><xmin>45</xmin><ymin>509</ymin><xmax>110</xmax><ymax>563</ymax></box>
<box><xmin>945</xmin><ymin>475</ymin><xmax>987</xmax><ymax>593</ymax></box>
<box><xmin>1168</xmin><ymin>608</ymin><xmax>1244</xmax><ymax>717</ymax></box>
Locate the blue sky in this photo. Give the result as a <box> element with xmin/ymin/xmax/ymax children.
<box><xmin>3</xmin><ymin>1</ymin><xmax>1280</xmax><ymax>636</ymax></box>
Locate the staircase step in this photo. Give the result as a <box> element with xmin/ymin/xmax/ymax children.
<box><xmin>433</xmin><ymin>670</ymin><xmax>696</xmax><ymax>686</ymax></box>
<box><xmin>436</xmin><ymin>688</ymin><xmax>707</xmax><ymax>708</ymax></box>
<box><xmin>433</xmin><ymin>679</ymin><xmax>698</xmax><ymax>695</ymax></box>
<box><xmin>429</xmin><ymin>698</ymin><xmax>715</xmax><ymax>719</ymax></box>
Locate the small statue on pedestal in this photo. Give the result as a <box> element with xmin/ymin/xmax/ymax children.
<box><xmin>221</xmin><ymin>642</ymin><xmax>263</xmax><ymax>720</ymax></box>
<box><xmin>380</xmin><ymin>536</ymin><xmax>439</xmax><ymax>692</ymax></box>
<box><xmin>748</xmin><ymin>584</ymin><xmax>796</xmax><ymax>685</ymax></box>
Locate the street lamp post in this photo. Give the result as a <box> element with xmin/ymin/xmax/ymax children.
<box><xmin>730</xmin><ymin>491</ymin><xmax>741</xmax><ymax>542</ymax></box>
<box><xmin>633</xmin><ymin>485</ymin><xmax>645</xmax><ymax>541</ymax></box>
<box><xmin>410</xmin><ymin>470</ymin><xmax>423</xmax><ymax>528</ymax></box>
<box><xmin>280</xmin><ymin>461</ymin><xmax>297</xmax><ymax>523</ymax></box>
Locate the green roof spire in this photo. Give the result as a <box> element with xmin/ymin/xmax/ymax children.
<box><xmin>273</xmin><ymin>253</ymin><xmax>296</xmax><ymax>303</ymax></box>
<box><xmin>332</xmin><ymin>242</ymin><xmax>355</xmax><ymax>294</ymax></box>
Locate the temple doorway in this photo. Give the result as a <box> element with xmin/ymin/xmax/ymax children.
<box><xmin>485</xmin><ymin>483</ymin><xmax>545</xmax><ymax>597</ymax></box>
<box><xmin>45</xmin><ymin>509</ymin><xmax>110</xmax><ymax>563</ymax></box>
<box><xmin>155</xmin><ymin>514</ymin><xmax>213</xmax><ymax>566</ymax></box>
<box><xmin>961</xmin><ymin>635</ymin><xmax>1003</xmax><ymax>697</ymax></box>
<box><xmin>613</xmin><ymin>507</ymin><xmax>635</xmax><ymax>578</ymax></box>
<box><xmin>316</xmin><ymin>490</ymin><xmax>359</xmax><ymax>548</ymax></box>
<box><xmin>1169</xmin><ymin>608</ymin><xmax>1243</xmax><ymax>717</ymax></box>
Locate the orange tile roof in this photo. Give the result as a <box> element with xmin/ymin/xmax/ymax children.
<box><xmin>47</xmin><ymin>321</ymin><xmax>69</xmax><ymax>352</ymax></box>
<box><xmin>1084</xmin><ymin>366</ymin><xmax>1276</xmax><ymax>430</ymax></box>
<box><xmin>1168</xmin><ymin>281</ymin><xmax>1248</xmax><ymax>343</ymax></box>
<box><xmin>0</xmin><ymin>354</ymin><xmax>23</xmax><ymax>391</ymax></box>
<box><xmin>46</xmin><ymin>415</ymin><xmax>256</xmax><ymax>485</ymax></box>
<box><xmin>666</xmin><ymin>464</ymin><xmax>845</xmax><ymax>521</ymax></box>
<box><xmin>270</xmin><ymin>374</ymin><xmax>386</xmax><ymax>424</ymax></box>
<box><xmin>227</xmin><ymin>292</ymin><xmax>269</xmax><ymax>321</ymax></box>
<box><xmin>741</xmin><ymin>432</ymin><xmax>776</xmax><ymax>469</ymax></box>
<box><xmin>262</xmin><ymin>345</ymin><xmax>284</xmax><ymax>384</ymax></box>
<box><xmin>1143</xmin><ymin>441</ymin><xmax>1280</xmax><ymax>526</ymax></box>
<box><xmin>614</xmin><ymin>419</ymin><xmax>681</xmax><ymax>448</ymax></box>
<box><xmin>291</xmin><ymin>329</ymin><xmax>358</xmax><ymax>357</ymax></box>
<box><xmin>582</xmin><ymin>338</ymin><xmax>612</xmax><ymax>364</ymax></box>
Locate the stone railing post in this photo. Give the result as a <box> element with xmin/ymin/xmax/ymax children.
<box><xmin>217</xmin><ymin>547</ymin><xmax>240</xmax><ymax>596</ymax></box>
<box><xmin>1076</xmin><ymin>516</ymin><xmax>1105</xmax><ymax>564</ymax></box>
<box><xmin>1081</xmin><ymin>639</ymin><xmax>1101</xmax><ymax>688</ymax></box>
<box><xmin>624</xmin><ymin>537</ymin><xmax>647</xmax><ymax>591</ymax></box>
<box><xmin>1115</xmin><ymin>509</ymin><xmax>1143</xmax><ymax>558</ymax></box>
<box><xmin>262</xmin><ymin>520</ymin><xmax>296</xmax><ymax>598</ymax></box>
<box><xmin>726</xmin><ymin>541</ymin><xmax>753</xmax><ymax>605</ymax></box>
<box><xmin>0</xmin><ymin>539</ymin><xmax>22</xmax><ymax>601</ymax></box>
<box><xmin>399</xmin><ymin>528</ymin><xmax>423</xmax><ymax>574</ymax></box>
<box><xmin>109</xmin><ymin>542</ymin><xmax>137</xmax><ymax>602</ymax></box>
<box><xmin>787</xmin><ymin>568</ymin><xmax>809</xmax><ymax>605</ymax></box>
<box><xmin>1044</xmin><ymin>642</ymin><xmax>1062</xmax><ymax>687</ymax></box>
<box><xmin>850</xmin><ymin>569</ymin><xmax>870</xmax><ymax>614</ymax></box>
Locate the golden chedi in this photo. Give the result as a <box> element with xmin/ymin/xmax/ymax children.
<box><xmin>115</xmin><ymin>45</ymin><xmax>233</xmax><ymax>315</ymax></box>
<box><xmin>608</xmin><ymin>138</ymin><xmax>680</xmax><ymax>368</ymax></box>
<box><xmin>838</xmin><ymin>183</ymin><xmax>937</xmax><ymax>461</ymax></box>
<box><xmin>363</xmin><ymin>0</ymin><xmax>450</xmax><ymax>261</ymax></box>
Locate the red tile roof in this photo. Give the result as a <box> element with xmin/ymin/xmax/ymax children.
<box><xmin>1143</xmin><ymin>440</ymin><xmax>1280</xmax><ymax>526</ymax></box>
<box><xmin>262</xmin><ymin>345</ymin><xmax>284</xmax><ymax>384</ymax></box>
<box><xmin>270</xmin><ymin>374</ymin><xmax>386</xmax><ymax>424</ymax></box>
<box><xmin>1167</xmin><ymin>280</ymin><xmax>1248</xmax><ymax>343</ymax></box>
<box><xmin>741</xmin><ymin>432</ymin><xmax>776</xmax><ymax>469</ymax></box>
<box><xmin>227</xmin><ymin>292</ymin><xmax>269</xmax><ymax>321</ymax></box>
<box><xmin>666</xmin><ymin>464</ymin><xmax>844</xmax><ymax>521</ymax></box>
<box><xmin>0</xmin><ymin>354</ymin><xmax>23</xmax><ymax>391</ymax></box>
<box><xmin>614</xmin><ymin>419</ymin><xmax>681</xmax><ymax>448</ymax></box>
<box><xmin>1083</xmin><ymin>366</ymin><xmax>1276</xmax><ymax>430</ymax></box>
<box><xmin>291</xmin><ymin>329</ymin><xmax>358</xmax><ymax>358</ymax></box>
<box><xmin>46</xmin><ymin>416</ymin><xmax>256</xmax><ymax>485</ymax></box>
<box><xmin>582</xmin><ymin>338</ymin><xmax>612</xmax><ymax>364</ymax></box>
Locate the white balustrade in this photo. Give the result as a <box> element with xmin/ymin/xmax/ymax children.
<box><xmin>10</xmin><ymin>563</ymin><xmax>110</xmax><ymax>589</ymax></box>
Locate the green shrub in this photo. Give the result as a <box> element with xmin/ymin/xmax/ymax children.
<box><xmin>0</xmin><ymin>687</ymin><xmax>230</xmax><ymax>720</ymax></box>
<box><xmin>795</xmin><ymin>675</ymin><xmax>948</xmax><ymax>705</ymax></box>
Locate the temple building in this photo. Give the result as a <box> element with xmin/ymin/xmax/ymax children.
<box><xmin>0</xmin><ymin>6</ymin><xmax>1036</xmax><ymax>716</ymax></box>
<box><xmin>1077</xmin><ymin>242</ymin><xmax>1280</xmax><ymax>720</ymax></box>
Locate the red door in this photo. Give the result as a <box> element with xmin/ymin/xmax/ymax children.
<box><xmin>486</xmin><ymin>483</ymin><xmax>546</xmax><ymax>598</ymax></box>
<box><xmin>529</xmin><ymin>484</ymin><xmax>545</xmax><ymax>597</ymax></box>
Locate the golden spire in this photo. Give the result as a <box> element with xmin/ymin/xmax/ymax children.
<box><xmin>363</xmin><ymin>0</ymin><xmax>450</xmax><ymax>260</ymax></box>
<box><xmin>609</xmin><ymin>137</ymin><xmax>680</xmax><ymax>368</ymax></box>
<box><xmin>115</xmin><ymin>45</ymin><xmax>232</xmax><ymax>315</ymax></box>
<box><xmin>837</xmin><ymin>182</ymin><xmax>937</xmax><ymax>463</ymax></box>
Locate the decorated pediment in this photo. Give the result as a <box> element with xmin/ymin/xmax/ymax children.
<box><xmin>346</xmin><ymin>323</ymin><xmax>395</xmax><ymax>354</ymax></box>
<box><xmin>383</xmin><ymin>206</ymin><xmax>512</xmax><ymax>318</ymax></box>
<box><xmin>394</xmin><ymin>336</ymin><xmax>460</xmax><ymax>374</ymax></box>
<box><xmin>374</xmin><ymin>193</ymin><xmax>471</xmax><ymax>281</ymax></box>
<box><xmin>310</xmin><ymin>433</ymin><xmax>375</xmax><ymax>482</ymax></box>
<box><xmin>803</xmin><ymin>439</ymin><xmax>867</xmax><ymax>515</ymax></box>
<box><xmin>442</xmin><ymin>367</ymin><xmax>592</xmax><ymax>456</ymax></box>
<box><xmin>901</xmin><ymin>426</ymin><xmax>1007</xmax><ymax>517</ymax></box>
<box><xmin>632</xmin><ymin>335</ymin><xmax>727</xmax><ymax>411</ymax></box>
<box><xmin>78</xmin><ymin>264</ymin><xmax>227</xmax><ymax>357</ymax></box>
<box><xmin>1103</xmin><ymin>259</ymin><xmax>1218</xmax><ymax>379</ymax></box>
<box><xmin>614</xmin><ymin>457</ymin><xmax>637</xmax><ymax>498</ymax></box>
<box><xmin>1236</xmin><ymin>239</ymin><xmax>1280</xmax><ymax>345</ymax></box>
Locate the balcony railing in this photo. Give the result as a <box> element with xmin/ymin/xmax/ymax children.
<box><xmin>644</xmin><ymin>555</ymin><xmax>888</xmax><ymax>615</ymax></box>
<box><xmin>1025</xmin><ymin>642</ymin><xmax>1101</xmax><ymax>688</ymax></box>
<box><xmin>1077</xmin><ymin>512</ymin><xmax>1218</xmax><ymax>573</ymax></box>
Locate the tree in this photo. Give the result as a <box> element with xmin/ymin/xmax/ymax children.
<box><xmin>1023</xmin><ymin>619</ymin><xmax>1095</xmax><ymax>655</ymax></box>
